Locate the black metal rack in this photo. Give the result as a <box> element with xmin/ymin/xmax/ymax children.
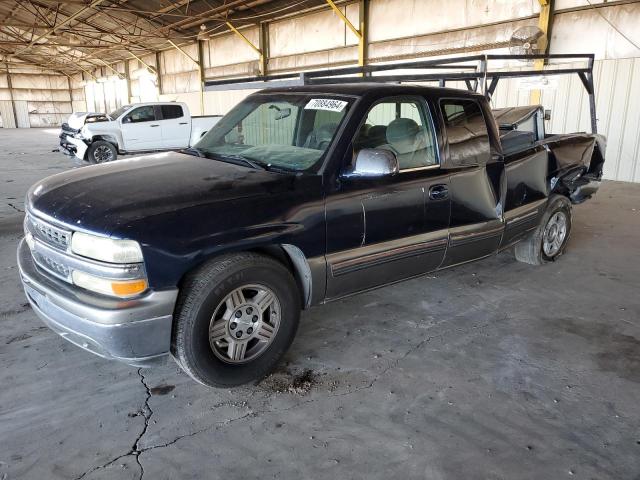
<box><xmin>204</xmin><ymin>53</ymin><xmax>597</xmax><ymax>134</ymax></box>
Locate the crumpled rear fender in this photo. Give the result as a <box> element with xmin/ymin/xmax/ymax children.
<box><xmin>545</xmin><ymin>134</ymin><xmax>606</xmax><ymax>203</ymax></box>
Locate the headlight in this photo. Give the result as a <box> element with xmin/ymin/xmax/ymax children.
<box><xmin>72</xmin><ymin>270</ymin><xmax>148</xmax><ymax>298</ymax></box>
<box><xmin>75</xmin><ymin>127</ymin><xmax>89</xmax><ymax>139</ymax></box>
<box><xmin>71</xmin><ymin>231</ymin><xmax>143</xmax><ymax>263</ymax></box>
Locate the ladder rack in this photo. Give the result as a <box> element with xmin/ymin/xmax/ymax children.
<box><xmin>204</xmin><ymin>53</ymin><xmax>597</xmax><ymax>133</ymax></box>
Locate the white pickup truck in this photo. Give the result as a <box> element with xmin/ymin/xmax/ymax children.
<box><xmin>59</xmin><ymin>102</ymin><xmax>221</xmax><ymax>163</ymax></box>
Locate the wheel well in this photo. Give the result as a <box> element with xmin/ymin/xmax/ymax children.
<box><xmin>92</xmin><ymin>136</ymin><xmax>119</xmax><ymax>149</ymax></box>
<box><xmin>178</xmin><ymin>246</ymin><xmax>311</xmax><ymax>309</ymax></box>
<box><xmin>248</xmin><ymin>245</ymin><xmax>311</xmax><ymax>309</ymax></box>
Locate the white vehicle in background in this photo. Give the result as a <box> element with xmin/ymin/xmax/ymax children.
<box><xmin>59</xmin><ymin>102</ymin><xmax>221</xmax><ymax>163</ymax></box>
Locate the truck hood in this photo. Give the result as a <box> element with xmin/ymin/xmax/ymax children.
<box><xmin>27</xmin><ymin>151</ymin><xmax>296</xmax><ymax>236</ymax></box>
<box><xmin>83</xmin><ymin>119</ymin><xmax>118</xmax><ymax>134</ymax></box>
<box><xmin>67</xmin><ymin>112</ymin><xmax>108</xmax><ymax>129</ymax></box>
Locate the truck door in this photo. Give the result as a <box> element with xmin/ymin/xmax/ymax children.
<box><xmin>120</xmin><ymin>105</ymin><xmax>162</xmax><ymax>151</ymax></box>
<box><xmin>438</xmin><ymin>97</ymin><xmax>505</xmax><ymax>267</ymax></box>
<box><xmin>159</xmin><ymin>104</ymin><xmax>191</xmax><ymax>148</ymax></box>
<box><xmin>325</xmin><ymin>96</ymin><xmax>450</xmax><ymax>300</ymax></box>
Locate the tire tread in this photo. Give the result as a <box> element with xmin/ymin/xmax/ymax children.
<box><xmin>514</xmin><ymin>194</ymin><xmax>572</xmax><ymax>266</ymax></box>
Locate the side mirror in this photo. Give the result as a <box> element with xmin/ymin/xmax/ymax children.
<box><xmin>122</xmin><ymin>116</ymin><xmax>131</xmax><ymax>124</ymax></box>
<box><xmin>343</xmin><ymin>148</ymin><xmax>399</xmax><ymax>178</ymax></box>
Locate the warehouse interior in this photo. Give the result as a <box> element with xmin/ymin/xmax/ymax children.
<box><xmin>1</xmin><ymin>1</ymin><xmax>639</xmax><ymax>479</ymax></box>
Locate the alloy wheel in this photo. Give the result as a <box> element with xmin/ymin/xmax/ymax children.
<box><xmin>542</xmin><ymin>211</ymin><xmax>568</xmax><ymax>257</ymax></box>
<box><xmin>208</xmin><ymin>284</ymin><xmax>280</xmax><ymax>364</ymax></box>
<box><xmin>94</xmin><ymin>145</ymin><xmax>114</xmax><ymax>162</ymax></box>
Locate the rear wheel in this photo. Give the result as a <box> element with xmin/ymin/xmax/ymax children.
<box><xmin>171</xmin><ymin>253</ymin><xmax>301</xmax><ymax>387</ymax></box>
<box><xmin>87</xmin><ymin>140</ymin><xmax>117</xmax><ymax>164</ymax></box>
<box><xmin>515</xmin><ymin>195</ymin><xmax>572</xmax><ymax>265</ymax></box>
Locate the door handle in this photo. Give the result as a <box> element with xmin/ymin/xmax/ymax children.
<box><xmin>179</xmin><ymin>122</ymin><xmax>188</xmax><ymax>125</ymax></box>
<box><xmin>150</xmin><ymin>124</ymin><xmax>159</xmax><ymax>127</ymax></box>
<box><xmin>429</xmin><ymin>184</ymin><xmax>449</xmax><ymax>200</ymax></box>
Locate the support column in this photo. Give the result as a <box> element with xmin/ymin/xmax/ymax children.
<box><xmin>155</xmin><ymin>51</ymin><xmax>163</xmax><ymax>95</ymax></box>
<box><xmin>359</xmin><ymin>0</ymin><xmax>369</xmax><ymax>72</ymax></box>
<box><xmin>259</xmin><ymin>22</ymin><xmax>268</xmax><ymax>77</ymax></box>
<box><xmin>67</xmin><ymin>75</ymin><xmax>73</xmax><ymax>114</ymax></box>
<box><xmin>124</xmin><ymin>60</ymin><xmax>133</xmax><ymax>103</ymax></box>
<box><xmin>197</xmin><ymin>40</ymin><xmax>206</xmax><ymax>114</ymax></box>
<box><xmin>5</xmin><ymin>64</ymin><xmax>18</xmax><ymax>128</ymax></box>
<box><xmin>531</xmin><ymin>0</ymin><xmax>554</xmax><ymax>105</ymax></box>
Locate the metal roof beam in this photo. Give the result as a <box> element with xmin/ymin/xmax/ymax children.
<box><xmin>12</xmin><ymin>0</ymin><xmax>107</xmax><ymax>56</ymax></box>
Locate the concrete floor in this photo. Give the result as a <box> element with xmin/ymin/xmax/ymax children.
<box><xmin>1</xmin><ymin>128</ymin><xmax>639</xmax><ymax>480</ymax></box>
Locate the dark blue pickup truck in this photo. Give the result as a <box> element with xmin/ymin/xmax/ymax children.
<box><xmin>18</xmin><ymin>83</ymin><xmax>605</xmax><ymax>387</ymax></box>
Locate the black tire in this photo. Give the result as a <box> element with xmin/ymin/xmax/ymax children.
<box><xmin>515</xmin><ymin>194</ymin><xmax>572</xmax><ymax>265</ymax></box>
<box><xmin>171</xmin><ymin>253</ymin><xmax>301</xmax><ymax>388</ymax></box>
<box><xmin>87</xmin><ymin>140</ymin><xmax>117</xmax><ymax>164</ymax></box>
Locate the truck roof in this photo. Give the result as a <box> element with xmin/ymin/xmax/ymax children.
<box><xmin>257</xmin><ymin>82</ymin><xmax>485</xmax><ymax>99</ymax></box>
<box><xmin>123</xmin><ymin>101</ymin><xmax>187</xmax><ymax>107</ymax></box>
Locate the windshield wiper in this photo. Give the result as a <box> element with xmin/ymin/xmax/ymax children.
<box><xmin>181</xmin><ymin>147</ymin><xmax>205</xmax><ymax>157</ymax></box>
<box><xmin>223</xmin><ymin>154</ymin><xmax>266</xmax><ymax>170</ymax></box>
<box><xmin>200</xmin><ymin>151</ymin><xmax>266</xmax><ymax>170</ymax></box>
<box><xmin>258</xmin><ymin>162</ymin><xmax>297</xmax><ymax>174</ymax></box>
<box><xmin>239</xmin><ymin>156</ymin><xmax>298</xmax><ymax>174</ymax></box>
<box><xmin>197</xmin><ymin>150</ymin><xmax>296</xmax><ymax>174</ymax></box>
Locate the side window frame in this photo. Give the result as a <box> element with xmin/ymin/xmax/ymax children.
<box><xmin>438</xmin><ymin>96</ymin><xmax>490</xmax><ymax>167</ymax></box>
<box><xmin>123</xmin><ymin>105</ymin><xmax>157</xmax><ymax>124</ymax></box>
<box><xmin>349</xmin><ymin>95</ymin><xmax>441</xmax><ymax>173</ymax></box>
<box><xmin>159</xmin><ymin>104</ymin><xmax>184</xmax><ymax>120</ymax></box>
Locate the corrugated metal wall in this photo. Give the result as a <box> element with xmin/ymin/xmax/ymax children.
<box><xmin>0</xmin><ymin>71</ymin><xmax>86</xmax><ymax>128</ymax></box>
<box><xmin>0</xmin><ymin>100</ymin><xmax>15</xmax><ymax>128</ymax></box>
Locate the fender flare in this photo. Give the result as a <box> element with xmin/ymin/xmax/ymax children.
<box><xmin>281</xmin><ymin>244</ymin><xmax>314</xmax><ymax>308</ymax></box>
<box><xmin>91</xmin><ymin>134</ymin><xmax>120</xmax><ymax>150</ymax></box>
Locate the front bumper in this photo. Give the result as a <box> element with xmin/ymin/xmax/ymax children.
<box><xmin>17</xmin><ymin>238</ymin><xmax>178</xmax><ymax>367</ymax></box>
<box><xmin>59</xmin><ymin>133</ymin><xmax>88</xmax><ymax>160</ymax></box>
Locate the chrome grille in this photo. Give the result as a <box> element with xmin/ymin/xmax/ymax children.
<box><xmin>32</xmin><ymin>249</ymin><xmax>71</xmax><ymax>280</ymax></box>
<box><xmin>27</xmin><ymin>213</ymin><xmax>71</xmax><ymax>251</ymax></box>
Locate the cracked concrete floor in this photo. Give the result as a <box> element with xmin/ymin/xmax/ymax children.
<box><xmin>1</xmin><ymin>128</ymin><xmax>640</xmax><ymax>480</ymax></box>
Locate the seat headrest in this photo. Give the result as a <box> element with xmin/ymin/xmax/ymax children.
<box><xmin>386</xmin><ymin>118</ymin><xmax>420</xmax><ymax>144</ymax></box>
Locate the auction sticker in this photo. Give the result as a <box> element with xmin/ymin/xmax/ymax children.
<box><xmin>304</xmin><ymin>98</ymin><xmax>348</xmax><ymax>112</ymax></box>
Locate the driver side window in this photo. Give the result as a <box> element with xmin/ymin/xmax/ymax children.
<box><xmin>124</xmin><ymin>106</ymin><xmax>156</xmax><ymax>124</ymax></box>
<box><xmin>354</xmin><ymin>98</ymin><xmax>438</xmax><ymax>170</ymax></box>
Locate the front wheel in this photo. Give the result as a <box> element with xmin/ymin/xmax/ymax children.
<box><xmin>515</xmin><ymin>194</ymin><xmax>572</xmax><ymax>265</ymax></box>
<box><xmin>171</xmin><ymin>253</ymin><xmax>301</xmax><ymax>387</ymax></box>
<box><xmin>87</xmin><ymin>140</ymin><xmax>117</xmax><ymax>164</ymax></box>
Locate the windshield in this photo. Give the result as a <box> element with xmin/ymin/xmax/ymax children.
<box><xmin>109</xmin><ymin>105</ymin><xmax>130</xmax><ymax>120</ymax></box>
<box><xmin>194</xmin><ymin>94</ymin><xmax>352</xmax><ymax>172</ymax></box>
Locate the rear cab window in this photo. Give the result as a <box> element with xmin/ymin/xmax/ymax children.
<box><xmin>161</xmin><ymin>104</ymin><xmax>184</xmax><ymax>120</ymax></box>
<box><xmin>440</xmin><ymin>98</ymin><xmax>490</xmax><ymax>166</ymax></box>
